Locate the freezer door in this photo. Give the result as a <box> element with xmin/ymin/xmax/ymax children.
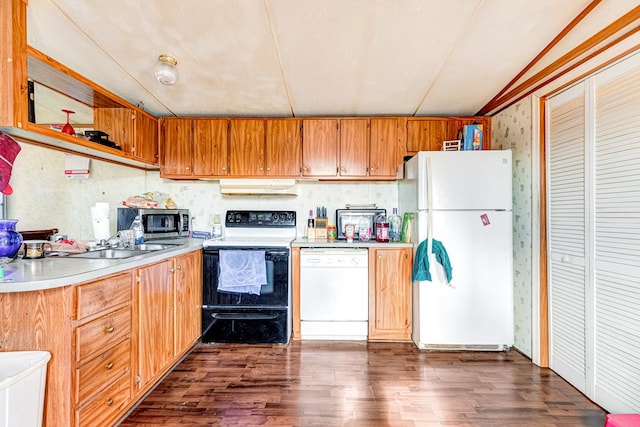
<box><xmin>413</xmin><ymin>210</ymin><xmax>514</xmax><ymax>348</ymax></box>
<box><xmin>415</xmin><ymin>150</ymin><xmax>512</xmax><ymax>211</ymax></box>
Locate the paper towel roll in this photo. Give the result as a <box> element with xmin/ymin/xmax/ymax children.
<box><xmin>91</xmin><ymin>204</ymin><xmax>111</xmax><ymax>241</ymax></box>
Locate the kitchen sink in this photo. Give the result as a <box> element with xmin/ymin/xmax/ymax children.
<box><xmin>69</xmin><ymin>243</ymin><xmax>181</xmax><ymax>259</ymax></box>
<box><xmin>70</xmin><ymin>249</ymin><xmax>145</xmax><ymax>259</ymax></box>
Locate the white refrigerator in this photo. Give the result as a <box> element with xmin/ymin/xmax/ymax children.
<box><xmin>399</xmin><ymin>150</ymin><xmax>514</xmax><ymax>350</ymax></box>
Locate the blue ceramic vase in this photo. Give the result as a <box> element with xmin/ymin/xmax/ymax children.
<box><xmin>0</xmin><ymin>219</ymin><xmax>23</xmax><ymax>258</ymax></box>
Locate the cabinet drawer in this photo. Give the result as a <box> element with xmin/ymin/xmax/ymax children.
<box><xmin>76</xmin><ymin>272</ymin><xmax>132</xmax><ymax>320</ymax></box>
<box><xmin>76</xmin><ymin>373</ymin><xmax>131</xmax><ymax>427</ymax></box>
<box><xmin>76</xmin><ymin>307</ymin><xmax>131</xmax><ymax>362</ymax></box>
<box><xmin>76</xmin><ymin>338</ymin><xmax>131</xmax><ymax>405</ymax></box>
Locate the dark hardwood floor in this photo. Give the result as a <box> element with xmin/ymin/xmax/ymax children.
<box><xmin>119</xmin><ymin>341</ymin><xmax>606</xmax><ymax>426</ymax></box>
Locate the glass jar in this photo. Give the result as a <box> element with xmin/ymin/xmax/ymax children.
<box><xmin>0</xmin><ymin>219</ymin><xmax>23</xmax><ymax>259</ymax></box>
<box><xmin>327</xmin><ymin>225</ymin><xmax>337</xmax><ymax>240</ymax></box>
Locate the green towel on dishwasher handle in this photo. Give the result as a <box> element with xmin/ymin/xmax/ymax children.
<box><xmin>412</xmin><ymin>239</ymin><xmax>453</xmax><ymax>283</ymax></box>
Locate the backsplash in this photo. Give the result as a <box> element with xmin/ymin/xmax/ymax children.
<box><xmin>8</xmin><ymin>143</ymin><xmax>398</xmax><ymax>240</ymax></box>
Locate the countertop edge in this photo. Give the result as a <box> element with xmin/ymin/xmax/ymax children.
<box><xmin>291</xmin><ymin>238</ymin><xmax>413</xmax><ymax>248</ymax></box>
<box><xmin>0</xmin><ymin>238</ymin><xmax>204</xmax><ymax>293</ymax></box>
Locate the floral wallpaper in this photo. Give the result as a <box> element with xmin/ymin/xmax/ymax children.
<box><xmin>492</xmin><ymin>98</ymin><xmax>534</xmax><ymax>357</ymax></box>
<box><xmin>8</xmin><ymin>143</ymin><xmax>398</xmax><ymax>240</ymax></box>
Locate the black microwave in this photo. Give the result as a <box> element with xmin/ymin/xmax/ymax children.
<box><xmin>117</xmin><ymin>208</ymin><xmax>190</xmax><ymax>240</ymax></box>
<box><xmin>336</xmin><ymin>208</ymin><xmax>386</xmax><ymax>240</ymax></box>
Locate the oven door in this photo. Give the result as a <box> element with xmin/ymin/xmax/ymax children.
<box><xmin>203</xmin><ymin>247</ymin><xmax>289</xmax><ymax>308</ymax></box>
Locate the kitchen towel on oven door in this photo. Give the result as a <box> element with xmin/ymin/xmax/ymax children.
<box><xmin>218</xmin><ymin>250</ymin><xmax>267</xmax><ymax>295</ymax></box>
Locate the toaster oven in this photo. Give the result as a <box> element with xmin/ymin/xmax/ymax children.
<box><xmin>335</xmin><ymin>208</ymin><xmax>386</xmax><ymax>240</ymax></box>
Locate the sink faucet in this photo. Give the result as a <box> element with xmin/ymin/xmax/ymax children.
<box><xmin>98</xmin><ymin>232</ymin><xmax>120</xmax><ymax>249</ymax></box>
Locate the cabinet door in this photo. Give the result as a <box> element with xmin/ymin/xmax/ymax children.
<box><xmin>370</xmin><ymin>118</ymin><xmax>399</xmax><ymax>178</ymax></box>
<box><xmin>229</xmin><ymin>119</ymin><xmax>265</xmax><ymax>176</ymax></box>
<box><xmin>266</xmin><ymin>119</ymin><xmax>301</xmax><ymax>177</ymax></box>
<box><xmin>133</xmin><ymin>111</ymin><xmax>159</xmax><ymax>164</ymax></box>
<box><xmin>368</xmin><ymin>247</ymin><xmax>412</xmax><ymax>341</ymax></box>
<box><xmin>339</xmin><ymin>119</ymin><xmax>369</xmax><ymax>177</ymax></box>
<box><xmin>302</xmin><ymin>119</ymin><xmax>339</xmax><ymax>177</ymax></box>
<box><xmin>406</xmin><ymin>119</ymin><xmax>448</xmax><ymax>152</ymax></box>
<box><xmin>161</xmin><ymin>119</ymin><xmax>192</xmax><ymax>176</ymax></box>
<box><xmin>94</xmin><ymin>108</ymin><xmax>134</xmax><ymax>154</ymax></box>
<box><xmin>136</xmin><ymin>260</ymin><xmax>174</xmax><ymax>390</ymax></box>
<box><xmin>193</xmin><ymin>119</ymin><xmax>228</xmax><ymax>176</ymax></box>
<box><xmin>174</xmin><ymin>252</ymin><xmax>202</xmax><ymax>356</ymax></box>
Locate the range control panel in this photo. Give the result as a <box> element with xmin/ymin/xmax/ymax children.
<box><xmin>225</xmin><ymin>210</ymin><xmax>296</xmax><ymax>228</ymax></box>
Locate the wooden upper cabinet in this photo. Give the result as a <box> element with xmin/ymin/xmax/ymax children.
<box><xmin>94</xmin><ymin>108</ymin><xmax>133</xmax><ymax>153</ymax></box>
<box><xmin>160</xmin><ymin>118</ymin><xmax>192</xmax><ymax>177</ymax></box>
<box><xmin>370</xmin><ymin>118</ymin><xmax>399</xmax><ymax>178</ymax></box>
<box><xmin>266</xmin><ymin>119</ymin><xmax>302</xmax><ymax>177</ymax></box>
<box><xmin>302</xmin><ymin>119</ymin><xmax>339</xmax><ymax>177</ymax></box>
<box><xmin>132</xmin><ymin>111</ymin><xmax>159</xmax><ymax>164</ymax></box>
<box><xmin>229</xmin><ymin>119</ymin><xmax>265</xmax><ymax>176</ymax></box>
<box><xmin>406</xmin><ymin>118</ymin><xmax>448</xmax><ymax>152</ymax></box>
<box><xmin>339</xmin><ymin>119</ymin><xmax>369</xmax><ymax>177</ymax></box>
<box><xmin>193</xmin><ymin>119</ymin><xmax>228</xmax><ymax>176</ymax></box>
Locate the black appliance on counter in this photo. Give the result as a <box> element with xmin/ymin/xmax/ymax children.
<box><xmin>335</xmin><ymin>207</ymin><xmax>386</xmax><ymax>240</ymax></box>
<box><xmin>201</xmin><ymin>210</ymin><xmax>296</xmax><ymax>344</ymax></box>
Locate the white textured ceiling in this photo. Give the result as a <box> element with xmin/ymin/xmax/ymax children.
<box><xmin>26</xmin><ymin>0</ymin><xmax>595</xmax><ymax>118</ymax></box>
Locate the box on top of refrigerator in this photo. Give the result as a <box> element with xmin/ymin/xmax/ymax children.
<box><xmin>462</xmin><ymin>124</ymin><xmax>483</xmax><ymax>150</ymax></box>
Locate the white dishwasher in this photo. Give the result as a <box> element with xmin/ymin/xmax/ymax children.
<box><xmin>300</xmin><ymin>248</ymin><xmax>369</xmax><ymax>340</ymax></box>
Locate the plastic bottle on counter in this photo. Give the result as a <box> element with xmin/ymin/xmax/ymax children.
<box><xmin>306</xmin><ymin>209</ymin><xmax>315</xmax><ymax>239</ymax></box>
<box><xmin>358</xmin><ymin>216</ymin><xmax>370</xmax><ymax>241</ymax></box>
<box><xmin>131</xmin><ymin>215</ymin><xmax>144</xmax><ymax>245</ymax></box>
<box><xmin>375</xmin><ymin>212</ymin><xmax>389</xmax><ymax>243</ymax></box>
<box><xmin>211</xmin><ymin>213</ymin><xmax>223</xmax><ymax>239</ymax></box>
<box><xmin>389</xmin><ymin>208</ymin><xmax>402</xmax><ymax>242</ymax></box>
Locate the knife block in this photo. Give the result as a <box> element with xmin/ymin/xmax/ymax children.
<box><xmin>314</xmin><ymin>217</ymin><xmax>328</xmax><ymax>239</ymax></box>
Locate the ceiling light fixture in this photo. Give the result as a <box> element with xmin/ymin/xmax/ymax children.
<box><xmin>155</xmin><ymin>54</ymin><xmax>178</xmax><ymax>86</ymax></box>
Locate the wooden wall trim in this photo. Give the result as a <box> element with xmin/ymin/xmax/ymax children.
<box><xmin>480</xmin><ymin>0</ymin><xmax>602</xmax><ymax>115</ymax></box>
<box><xmin>538</xmin><ymin>96</ymin><xmax>549</xmax><ymax>368</ymax></box>
<box><xmin>480</xmin><ymin>4</ymin><xmax>640</xmax><ymax>115</ymax></box>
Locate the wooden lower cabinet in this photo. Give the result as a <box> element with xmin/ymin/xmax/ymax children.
<box><xmin>174</xmin><ymin>251</ymin><xmax>202</xmax><ymax>355</ymax></box>
<box><xmin>73</xmin><ymin>271</ymin><xmax>133</xmax><ymax>427</ymax></box>
<box><xmin>136</xmin><ymin>259</ymin><xmax>174</xmax><ymax>391</ymax></box>
<box><xmin>0</xmin><ymin>249</ymin><xmax>202</xmax><ymax>427</ymax></box>
<box><xmin>135</xmin><ymin>251</ymin><xmax>202</xmax><ymax>393</ymax></box>
<box><xmin>368</xmin><ymin>247</ymin><xmax>412</xmax><ymax>341</ymax></box>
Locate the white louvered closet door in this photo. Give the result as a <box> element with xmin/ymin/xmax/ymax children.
<box><xmin>546</xmin><ymin>83</ymin><xmax>589</xmax><ymax>394</ymax></box>
<box><xmin>592</xmin><ymin>60</ymin><xmax>640</xmax><ymax>413</ymax></box>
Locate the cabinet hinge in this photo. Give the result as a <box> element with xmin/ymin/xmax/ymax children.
<box><xmin>136</xmin><ymin>374</ymin><xmax>141</xmax><ymax>384</ymax></box>
<box><xmin>136</xmin><ymin>275</ymin><xmax>141</xmax><ymax>284</ymax></box>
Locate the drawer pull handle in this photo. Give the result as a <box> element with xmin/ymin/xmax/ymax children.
<box><xmin>105</xmin><ymin>326</ymin><xmax>115</xmax><ymax>333</ymax></box>
<box><xmin>106</xmin><ymin>398</ymin><xmax>114</xmax><ymax>407</ymax></box>
<box><xmin>105</xmin><ymin>362</ymin><xmax>114</xmax><ymax>370</ymax></box>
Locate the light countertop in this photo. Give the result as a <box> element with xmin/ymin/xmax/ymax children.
<box><xmin>292</xmin><ymin>238</ymin><xmax>413</xmax><ymax>249</ymax></box>
<box><xmin>0</xmin><ymin>238</ymin><xmax>204</xmax><ymax>293</ymax></box>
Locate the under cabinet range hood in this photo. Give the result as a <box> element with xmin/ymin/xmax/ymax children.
<box><xmin>219</xmin><ymin>179</ymin><xmax>298</xmax><ymax>196</ymax></box>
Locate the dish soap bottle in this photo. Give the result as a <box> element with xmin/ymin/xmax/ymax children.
<box><xmin>375</xmin><ymin>212</ymin><xmax>389</xmax><ymax>243</ymax></box>
<box><xmin>131</xmin><ymin>215</ymin><xmax>144</xmax><ymax>245</ymax></box>
<box><xmin>389</xmin><ymin>208</ymin><xmax>402</xmax><ymax>242</ymax></box>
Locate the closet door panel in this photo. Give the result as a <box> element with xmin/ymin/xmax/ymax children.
<box><xmin>547</xmin><ymin>85</ymin><xmax>587</xmax><ymax>393</ymax></box>
<box><xmin>593</xmin><ymin>64</ymin><xmax>640</xmax><ymax>413</ymax></box>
